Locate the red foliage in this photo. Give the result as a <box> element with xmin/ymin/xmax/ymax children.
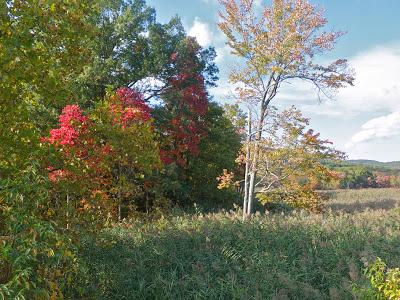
<box><xmin>375</xmin><ymin>173</ymin><xmax>392</xmax><ymax>188</ymax></box>
<box><xmin>159</xmin><ymin>48</ymin><xmax>209</xmax><ymax>167</ymax></box>
<box><xmin>46</xmin><ymin>167</ymin><xmax>71</xmax><ymax>183</ymax></box>
<box><xmin>42</xmin><ymin>105</ymin><xmax>112</xmax><ymax>183</ymax></box>
<box><xmin>41</xmin><ymin>105</ymin><xmax>89</xmax><ymax>146</ymax></box>
<box><xmin>43</xmin><ymin>88</ymin><xmax>153</xmax><ymax>183</ymax></box>
<box><xmin>170</xmin><ymin>73</ymin><xmax>208</xmax><ymax>116</ymax></box>
<box><xmin>170</xmin><ymin>52</ymin><xmax>177</xmax><ymax>61</ymax></box>
<box><xmin>110</xmin><ymin>87</ymin><xmax>152</xmax><ymax>128</ymax></box>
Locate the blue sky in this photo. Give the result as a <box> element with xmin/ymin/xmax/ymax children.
<box><xmin>148</xmin><ymin>0</ymin><xmax>400</xmax><ymax>162</ymax></box>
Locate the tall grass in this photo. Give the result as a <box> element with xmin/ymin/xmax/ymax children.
<box><xmin>81</xmin><ymin>189</ymin><xmax>400</xmax><ymax>299</ymax></box>
<box><xmin>325</xmin><ymin>188</ymin><xmax>400</xmax><ymax>213</ymax></box>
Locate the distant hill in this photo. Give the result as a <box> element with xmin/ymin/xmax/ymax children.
<box><xmin>347</xmin><ymin>159</ymin><xmax>400</xmax><ymax>170</ymax></box>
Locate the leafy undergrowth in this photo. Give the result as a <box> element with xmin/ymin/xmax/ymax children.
<box><xmin>81</xmin><ymin>189</ymin><xmax>400</xmax><ymax>299</ymax></box>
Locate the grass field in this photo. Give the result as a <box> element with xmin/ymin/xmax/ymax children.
<box><xmin>81</xmin><ymin>189</ymin><xmax>400</xmax><ymax>299</ymax></box>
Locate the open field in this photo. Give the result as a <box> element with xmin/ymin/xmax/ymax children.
<box><xmin>81</xmin><ymin>189</ymin><xmax>400</xmax><ymax>299</ymax></box>
<box><xmin>325</xmin><ymin>188</ymin><xmax>400</xmax><ymax>213</ymax></box>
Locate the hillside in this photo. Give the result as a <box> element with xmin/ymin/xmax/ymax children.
<box><xmin>347</xmin><ymin>159</ymin><xmax>400</xmax><ymax>170</ymax></box>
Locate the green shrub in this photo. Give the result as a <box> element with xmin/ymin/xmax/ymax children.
<box><xmin>0</xmin><ymin>166</ymin><xmax>88</xmax><ymax>299</ymax></box>
<box><xmin>354</xmin><ymin>258</ymin><xmax>400</xmax><ymax>300</ymax></box>
<box><xmin>257</xmin><ymin>188</ymin><xmax>327</xmax><ymax>212</ymax></box>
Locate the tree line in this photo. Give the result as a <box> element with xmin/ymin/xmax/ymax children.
<box><xmin>321</xmin><ymin>162</ymin><xmax>400</xmax><ymax>189</ymax></box>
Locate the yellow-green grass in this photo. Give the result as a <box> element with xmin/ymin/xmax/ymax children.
<box><xmin>325</xmin><ymin>188</ymin><xmax>400</xmax><ymax>213</ymax></box>
<box><xmin>81</xmin><ymin>189</ymin><xmax>400</xmax><ymax>299</ymax></box>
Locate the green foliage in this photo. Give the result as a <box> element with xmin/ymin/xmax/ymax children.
<box><xmin>338</xmin><ymin>166</ymin><xmax>375</xmax><ymax>189</ymax></box>
<box><xmin>253</xmin><ymin>107</ymin><xmax>343</xmax><ymax>211</ymax></box>
<box><xmin>348</xmin><ymin>159</ymin><xmax>400</xmax><ymax>170</ymax></box>
<box><xmin>187</xmin><ymin>102</ymin><xmax>242</xmax><ymax>209</ymax></box>
<box><xmin>323</xmin><ymin>160</ymin><xmax>400</xmax><ymax>189</ymax></box>
<box><xmin>0</xmin><ymin>0</ymin><xmax>97</xmax><ymax>106</ymax></box>
<box><xmin>354</xmin><ymin>258</ymin><xmax>400</xmax><ymax>300</ymax></box>
<box><xmin>93</xmin><ymin>91</ymin><xmax>160</xmax><ymax>172</ymax></box>
<box><xmin>77</xmin><ymin>0</ymin><xmax>218</xmax><ymax>103</ymax></box>
<box><xmin>0</xmin><ymin>0</ymin><xmax>99</xmax><ymax>177</ymax></box>
<box><xmin>40</xmin><ymin>89</ymin><xmax>162</xmax><ymax>221</ymax></box>
<box><xmin>366</xmin><ymin>258</ymin><xmax>400</xmax><ymax>299</ymax></box>
<box><xmin>76</xmin><ymin>0</ymin><xmax>159</xmax><ymax>101</ymax></box>
<box><xmin>156</xmin><ymin>102</ymin><xmax>242</xmax><ymax>209</ymax></box>
<box><xmin>222</xmin><ymin>103</ymin><xmax>246</xmax><ymax>137</ymax></box>
<box><xmin>0</xmin><ymin>9</ymin><xmax>114</xmax><ymax>297</ymax></box>
<box><xmin>0</xmin><ymin>166</ymin><xmax>88</xmax><ymax>299</ymax></box>
<box><xmin>92</xmin><ymin>90</ymin><xmax>161</xmax><ymax>215</ymax></box>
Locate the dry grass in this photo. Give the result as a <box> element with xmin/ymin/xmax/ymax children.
<box><xmin>325</xmin><ymin>188</ymin><xmax>400</xmax><ymax>213</ymax></box>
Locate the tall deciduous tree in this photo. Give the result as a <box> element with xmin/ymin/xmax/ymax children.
<box><xmin>218</xmin><ymin>0</ymin><xmax>354</xmax><ymax>217</ymax></box>
<box><xmin>42</xmin><ymin>88</ymin><xmax>160</xmax><ymax>223</ymax></box>
<box><xmin>156</xmin><ymin>38</ymin><xmax>211</xmax><ymax>168</ymax></box>
<box><xmin>0</xmin><ymin>0</ymin><xmax>99</xmax><ymax>177</ymax></box>
<box><xmin>94</xmin><ymin>87</ymin><xmax>160</xmax><ymax>217</ymax></box>
<box><xmin>151</xmin><ymin>37</ymin><xmax>218</xmax><ymax>205</ymax></box>
<box><xmin>77</xmin><ymin>0</ymin><xmax>218</xmax><ymax>104</ymax></box>
<box><xmin>76</xmin><ymin>0</ymin><xmax>159</xmax><ymax>101</ymax></box>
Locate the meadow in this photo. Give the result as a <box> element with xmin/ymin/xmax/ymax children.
<box><xmin>81</xmin><ymin>189</ymin><xmax>400</xmax><ymax>299</ymax></box>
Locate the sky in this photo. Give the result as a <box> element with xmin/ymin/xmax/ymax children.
<box><xmin>147</xmin><ymin>0</ymin><xmax>400</xmax><ymax>162</ymax></box>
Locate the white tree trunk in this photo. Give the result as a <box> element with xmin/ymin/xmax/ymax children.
<box><xmin>242</xmin><ymin>109</ymin><xmax>251</xmax><ymax>220</ymax></box>
<box><xmin>246</xmin><ymin>109</ymin><xmax>265</xmax><ymax>215</ymax></box>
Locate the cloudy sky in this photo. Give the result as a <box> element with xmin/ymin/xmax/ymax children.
<box><xmin>147</xmin><ymin>0</ymin><xmax>400</xmax><ymax>162</ymax></box>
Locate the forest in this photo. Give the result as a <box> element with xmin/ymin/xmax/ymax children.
<box><xmin>0</xmin><ymin>0</ymin><xmax>399</xmax><ymax>299</ymax></box>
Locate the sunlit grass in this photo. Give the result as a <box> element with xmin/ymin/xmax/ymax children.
<box><xmin>325</xmin><ymin>188</ymin><xmax>400</xmax><ymax>213</ymax></box>
<box><xmin>81</xmin><ymin>189</ymin><xmax>400</xmax><ymax>299</ymax></box>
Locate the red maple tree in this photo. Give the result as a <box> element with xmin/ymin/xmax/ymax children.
<box><xmin>158</xmin><ymin>41</ymin><xmax>209</xmax><ymax>168</ymax></box>
<box><xmin>42</xmin><ymin>104</ymin><xmax>112</xmax><ymax>184</ymax></box>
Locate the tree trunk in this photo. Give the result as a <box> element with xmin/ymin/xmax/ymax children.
<box><xmin>246</xmin><ymin>107</ymin><xmax>265</xmax><ymax>215</ymax></box>
<box><xmin>243</xmin><ymin>109</ymin><xmax>251</xmax><ymax>220</ymax></box>
<box><xmin>66</xmin><ymin>193</ymin><xmax>70</xmax><ymax>230</ymax></box>
<box><xmin>118</xmin><ymin>162</ymin><xmax>122</xmax><ymax>222</ymax></box>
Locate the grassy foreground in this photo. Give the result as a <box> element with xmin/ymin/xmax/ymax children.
<box><xmin>81</xmin><ymin>189</ymin><xmax>400</xmax><ymax>299</ymax></box>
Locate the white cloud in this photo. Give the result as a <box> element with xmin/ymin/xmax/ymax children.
<box><xmin>215</xmin><ymin>45</ymin><xmax>232</xmax><ymax>63</ymax></box>
<box><xmin>188</xmin><ymin>17</ymin><xmax>212</xmax><ymax>47</ymax></box>
<box><xmin>268</xmin><ymin>43</ymin><xmax>400</xmax><ymax>160</ymax></box>
<box><xmin>346</xmin><ymin>111</ymin><xmax>400</xmax><ymax>147</ymax></box>
<box><xmin>335</xmin><ymin>44</ymin><xmax>400</xmax><ymax>114</ymax></box>
<box><xmin>210</xmin><ymin>81</ymin><xmax>242</xmax><ymax>101</ymax></box>
<box><xmin>276</xmin><ymin>44</ymin><xmax>400</xmax><ymax>117</ymax></box>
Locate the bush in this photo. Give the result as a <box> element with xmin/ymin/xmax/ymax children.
<box><xmin>257</xmin><ymin>188</ymin><xmax>326</xmax><ymax>212</ymax></box>
<box><xmin>354</xmin><ymin>258</ymin><xmax>400</xmax><ymax>300</ymax></box>
<box><xmin>0</xmin><ymin>166</ymin><xmax>88</xmax><ymax>299</ymax></box>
